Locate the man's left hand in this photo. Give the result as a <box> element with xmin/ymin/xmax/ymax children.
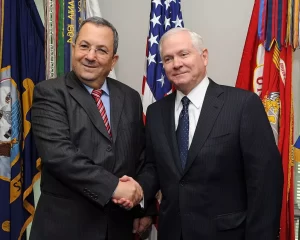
<box><xmin>133</xmin><ymin>216</ymin><xmax>152</xmax><ymax>237</ymax></box>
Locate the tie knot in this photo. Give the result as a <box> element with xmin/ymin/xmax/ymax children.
<box><xmin>91</xmin><ymin>89</ymin><xmax>103</xmax><ymax>100</ymax></box>
<box><xmin>181</xmin><ymin>96</ymin><xmax>190</xmax><ymax>107</ymax></box>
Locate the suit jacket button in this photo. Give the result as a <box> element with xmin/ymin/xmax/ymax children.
<box><xmin>106</xmin><ymin>145</ymin><xmax>112</xmax><ymax>152</ymax></box>
<box><xmin>180</xmin><ymin>180</ymin><xmax>185</xmax><ymax>186</ymax></box>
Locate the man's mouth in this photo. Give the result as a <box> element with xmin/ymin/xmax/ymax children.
<box><xmin>174</xmin><ymin>72</ymin><xmax>186</xmax><ymax>76</ymax></box>
<box><xmin>82</xmin><ymin>63</ymin><xmax>97</xmax><ymax>68</ymax></box>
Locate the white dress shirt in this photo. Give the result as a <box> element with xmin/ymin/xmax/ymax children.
<box><xmin>175</xmin><ymin>76</ymin><xmax>210</xmax><ymax>148</ymax></box>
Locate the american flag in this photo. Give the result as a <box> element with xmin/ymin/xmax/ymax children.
<box><xmin>140</xmin><ymin>1</ymin><xmax>184</xmax><ymax>239</ymax></box>
<box><xmin>142</xmin><ymin>0</ymin><xmax>184</xmax><ymax>117</ymax></box>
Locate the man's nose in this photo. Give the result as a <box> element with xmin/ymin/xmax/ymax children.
<box><xmin>173</xmin><ymin>57</ymin><xmax>182</xmax><ymax>69</ymax></box>
<box><xmin>85</xmin><ymin>48</ymin><xmax>97</xmax><ymax>60</ymax></box>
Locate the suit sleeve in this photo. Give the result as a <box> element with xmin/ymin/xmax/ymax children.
<box><xmin>136</xmin><ymin>105</ymin><xmax>160</xmax><ymax>208</ymax></box>
<box><xmin>240</xmin><ymin>93</ymin><xmax>283</xmax><ymax>240</ymax></box>
<box><xmin>129</xmin><ymin>99</ymin><xmax>158</xmax><ymax>218</ymax></box>
<box><xmin>31</xmin><ymin>83</ymin><xmax>119</xmax><ymax>207</ymax></box>
<box><xmin>134</xmin><ymin>94</ymin><xmax>146</xmax><ymax>176</ymax></box>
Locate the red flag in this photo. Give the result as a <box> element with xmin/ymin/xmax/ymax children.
<box><xmin>236</xmin><ymin>1</ymin><xmax>294</xmax><ymax>239</ymax></box>
<box><xmin>236</xmin><ymin>0</ymin><xmax>260</xmax><ymax>91</ymax></box>
<box><xmin>278</xmin><ymin>45</ymin><xmax>294</xmax><ymax>240</ymax></box>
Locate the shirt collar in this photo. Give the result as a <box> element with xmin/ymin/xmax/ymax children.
<box><xmin>175</xmin><ymin>76</ymin><xmax>210</xmax><ymax>110</ymax></box>
<box><xmin>83</xmin><ymin>79</ymin><xmax>110</xmax><ymax>96</ymax></box>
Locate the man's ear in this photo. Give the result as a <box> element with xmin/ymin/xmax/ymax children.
<box><xmin>111</xmin><ymin>54</ymin><xmax>119</xmax><ymax>70</ymax></box>
<box><xmin>71</xmin><ymin>43</ymin><xmax>75</xmax><ymax>55</ymax></box>
<box><xmin>201</xmin><ymin>48</ymin><xmax>208</xmax><ymax>66</ymax></box>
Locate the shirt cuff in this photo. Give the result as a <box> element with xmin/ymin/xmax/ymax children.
<box><xmin>108</xmin><ymin>188</ymin><xmax>116</xmax><ymax>204</ymax></box>
<box><xmin>140</xmin><ymin>198</ymin><xmax>144</xmax><ymax>208</ymax></box>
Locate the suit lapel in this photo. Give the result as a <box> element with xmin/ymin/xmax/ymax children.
<box><xmin>183</xmin><ymin>80</ymin><xmax>224</xmax><ymax>174</ymax></box>
<box><xmin>161</xmin><ymin>93</ymin><xmax>183</xmax><ymax>175</ymax></box>
<box><xmin>107</xmin><ymin>78</ymin><xmax>124</xmax><ymax>143</ymax></box>
<box><xmin>65</xmin><ymin>71</ymin><xmax>111</xmax><ymax>141</ymax></box>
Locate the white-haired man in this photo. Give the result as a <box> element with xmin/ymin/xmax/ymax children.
<box><xmin>119</xmin><ymin>28</ymin><xmax>283</xmax><ymax>240</ymax></box>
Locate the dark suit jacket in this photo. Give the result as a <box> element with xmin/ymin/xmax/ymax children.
<box><xmin>30</xmin><ymin>71</ymin><xmax>151</xmax><ymax>240</ymax></box>
<box><xmin>138</xmin><ymin>80</ymin><xmax>283</xmax><ymax>240</ymax></box>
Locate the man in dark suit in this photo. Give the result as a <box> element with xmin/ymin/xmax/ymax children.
<box><xmin>121</xmin><ymin>28</ymin><xmax>283</xmax><ymax>239</ymax></box>
<box><xmin>29</xmin><ymin>17</ymin><xmax>154</xmax><ymax>240</ymax></box>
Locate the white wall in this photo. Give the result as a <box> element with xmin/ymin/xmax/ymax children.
<box><xmin>181</xmin><ymin>1</ymin><xmax>254</xmax><ymax>86</ymax></box>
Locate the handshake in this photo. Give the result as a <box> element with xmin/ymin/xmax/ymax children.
<box><xmin>112</xmin><ymin>175</ymin><xmax>143</xmax><ymax>210</ymax></box>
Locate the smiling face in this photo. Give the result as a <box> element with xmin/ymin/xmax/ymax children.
<box><xmin>72</xmin><ymin>22</ymin><xmax>119</xmax><ymax>88</ymax></box>
<box><xmin>161</xmin><ymin>30</ymin><xmax>208</xmax><ymax>95</ymax></box>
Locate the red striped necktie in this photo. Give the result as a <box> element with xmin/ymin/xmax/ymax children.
<box><xmin>91</xmin><ymin>89</ymin><xmax>112</xmax><ymax>137</ymax></box>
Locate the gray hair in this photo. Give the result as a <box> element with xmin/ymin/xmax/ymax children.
<box><xmin>75</xmin><ymin>16</ymin><xmax>119</xmax><ymax>55</ymax></box>
<box><xmin>159</xmin><ymin>28</ymin><xmax>205</xmax><ymax>58</ymax></box>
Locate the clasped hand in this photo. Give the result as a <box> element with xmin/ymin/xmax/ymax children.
<box><xmin>112</xmin><ymin>175</ymin><xmax>143</xmax><ymax>209</ymax></box>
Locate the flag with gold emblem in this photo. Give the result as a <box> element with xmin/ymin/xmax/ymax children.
<box><xmin>0</xmin><ymin>0</ymin><xmax>45</xmax><ymax>239</ymax></box>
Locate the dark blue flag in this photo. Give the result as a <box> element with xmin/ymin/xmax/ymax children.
<box><xmin>0</xmin><ymin>0</ymin><xmax>45</xmax><ymax>239</ymax></box>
